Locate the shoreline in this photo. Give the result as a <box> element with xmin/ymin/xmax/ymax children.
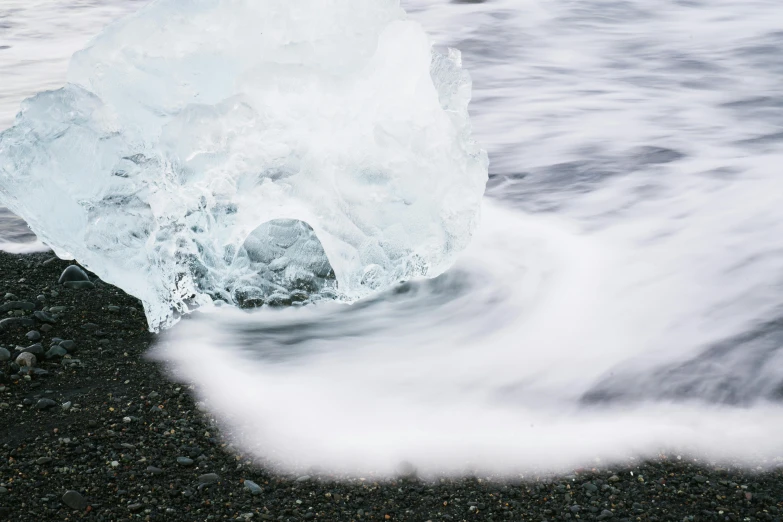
<box><xmin>1</xmin><ymin>250</ymin><xmax>782</xmax><ymax>521</ymax></box>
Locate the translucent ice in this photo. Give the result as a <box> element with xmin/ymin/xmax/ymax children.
<box><xmin>0</xmin><ymin>0</ymin><xmax>487</xmax><ymax>331</ymax></box>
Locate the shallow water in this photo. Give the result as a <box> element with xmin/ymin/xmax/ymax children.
<box><xmin>3</xmin><ymin>0</ymin><xmax>783</xmax><ymax>476</ymax></box>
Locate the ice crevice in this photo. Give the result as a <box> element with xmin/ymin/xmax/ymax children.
<box><xmin>0</xmin><ymin>0</ymin><xmax>488</xmax><ymax>331</ymax></box>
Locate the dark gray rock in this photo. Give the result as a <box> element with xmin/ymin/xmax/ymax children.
<box><xmin>128</xmin><ymin>503</ymin><xmax>143</xmax><ymax>512</ymax></box>
<box><xmin>58</xmin><ymin>265</ymin><xmax>89</xmax><ymax>284</ymax></box>
<box><xmin>62</xmin><ymin>490</ymin><xmax>87</xmax><ymax>510</ymax></box>
<box><xmin>25</xmin><ymin>330</ymin><xmax>41</xmax><ymax>341</ymax></box>
<box><xmin>0</xmin><ymin>317</ymin><xmax>35</xmax><ymax>329</ymax></box>
<box><xmin>36</xmin><ymin>398</ymin><xmax>57</xmax><ymax>410</ymax></box>
<box><xmin>46</xmin><ymin>346</ymin><xmax>68</xmax><ymax>359</ymax></box>
<box><xmin>146</xmin><ymin>466</ymin><xmax>163</xmax><ymax>474</ymax></box>
<box><xmin>243</xmin><ymin>480</ymin><xmax>262</xmax><ymax>495</ymax></box>
<box><xmin>0</xmin><ymin>347</ymin><xmax>10</xmax><ymax>362</ymax></box>
<box><xmin>36</xmin><ymin>457</ymin><xmax>52</xmax><ymax>465</ymax></box>
<box><xmin>63</xmin><ymin>281</ymin><xmax>95</xmax><ymax>290</ymax></box>
<box><xmin>34</xmin><ymin>311</ymin><xmax>57</xmax><ymax>323</ymax></box>
<box><xmin>176</xmin><ymin>457</ymin><xmax>194</xmax><ymax>466</ymax></box>
<box><xmin>59</xmin><ymin>340</ymin><xmax>75</xmax><ymax>351</ymax></box>
<box><xmin>0</xmin><ymin>301</ymin><xmax>35</xmax><ymax>312</ymax></box>
<box><xmin>21</xmin><ymin>343</ymin><xmax>44</xmax><ymax>356</ymax></box>
<box><xmin>198</xmin><ymin>473</ymin><xmax>220</xmax><ymax>484</ymax></box>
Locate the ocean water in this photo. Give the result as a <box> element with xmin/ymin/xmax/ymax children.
<box><xmin>4</xmin><ymin>0</ymin><xmax>783</xmax><ymax>476</ymax></box>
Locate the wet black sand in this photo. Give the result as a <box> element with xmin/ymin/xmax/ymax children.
<box><xmin>1</xmin><ymin>251</ymin><xmax>782</xmax><ymax>521</ymax></box>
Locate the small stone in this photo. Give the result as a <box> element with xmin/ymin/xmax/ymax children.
<box><xmin>148</xmin><ymin>391</ymin><xmax>159</xmax><ymax>399</ymax></box>
<box><xmin>608</xmin><ymin>475</ymin><xmax>620</xmax><ymax>483</ymax></box>
<box><xmin>598</xmin><ymin>509</ymin><xmax>614</xmax><ymax>520</ymax></box>
<box><xmin>62</xmin><ymin>401</ymin><xmax>72</xmax><ymax>411</ymax></box>
<box><xmin>198</xmin><ymin>473</ymin><xmax>220</xmax><ymax>484</ymax></box>
<box><xmin>244</xmin><ymin>480</ymin><xmax>263</xmax><ymax>495</ymax></box>
<box><xmin>40</xmin><ymin>324</ymin><xmax>52</xmax><ymax>332</ymax></box>
<box><xmin>42</xmin><ymin>257</ymin><xmax>58</xmax><ymax>266</ymax></box>
<box><xmin>34</xmin><ymin>311</ymin><xmax>57</xmax><ymax>324</ymax></box>
<box><xmin>36</xmin><ymin>398</ymin><xmax>57</xmax><ymax>410</ymax></box>
<box><xmin>0</xmin><ymin>486</ymin><xmax>7</xmax><ymax>494</ymax></box>
<box><xmin>0</xmin><ymin>301</ymin><xmax>35</xmax><ymax>312</ymax></box>
<box><xmin>49</xmin><ymin>306</ymin><xmax>66</xmax><ymax>314</ymax></box>
<box><xmin>59</xmin><ymin>340</ymin><xmax>75</xmax><ymax>351</ymax></box>
<box><xmin>62</xmin><ymin>490</ymin><xmax>88</xmax><ymax>510</ymax></box>
<box><xmin>0</xmin><ymin>347</ymin><xmax>10</xmax><ymax>362</ymax></box>
<box><xmin>36</xmin><ymin>457</ymin><xmax>53</xmax><ymax>465</ymax></box>
<box><xmin>25</xmin><ymin>330</ymin><xmax>41</xmax><ymax>342</ymax></box>
<box><xmin>22</xmin><ymin>343</ymin><xmax>44</xmax><ymax>356</ymax></box>
<box><xmin>146</xmin><ymin>466</ymin><xmax>163</xmax><ymax>474</ymax></box>
<box><xmin>296</xmin><ymin>475</ymin><xmax>312</xmax><ymax>482</ymax></box>
<box><xmin>128</xmin><ymin>503</ymin><xmax>143</xmax><ymax>512</ymax></box>
<box><xmin>63</xmin><ymin>281</ymin><xmax>95</xmax><ymax>290</ymax></box>
<box><xmin>15</xmin><ymin>352</ymin><xmax>36</xmax><ymax>367</ymax></box>
<box><xmin>0</xmin><ymin>317</ymin><xmax>35</xmax><ymax>329</ymax></box>
<box><xmin>693</xmin><ymin>475</ymin><xmax>708</xmax><ymax>484</ymax></box>
<box><xmin>176</xmin><ymin>457</ymin><xmax>194</xmax><ymax>467</ymax></box>
<box><xmin>3</xmin><ymin>293</ymin><xmax>17</xmax><ymax>300</ymax></box>
<box><xmin>62</xmin><ymin>359</ymin><xmax>82</xmax><ymax>369</ymax></box>
<box><xmin>46</xmin><ymin>346</ymin><xmax>68</xmax><ymax>359</ymax></box>
<box><xmin>107</xmin><ymin>305</ymin><xmax>121</xmax><ymax>313</ymax></box>
<box><xmin>36</xmin><ymin>294</ymin><xmax>46</xmax><ymax>302</ymax></box>
<box><xmin>58</xmin><ymin>265</ymin><xmax>89</xmax><ymax>284</ymax></box>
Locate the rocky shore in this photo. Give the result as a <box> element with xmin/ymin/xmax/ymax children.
<box><xmin>1</xmin><ymin>250</ymin><xmax>782</xmax><ymax>521</ymax></box>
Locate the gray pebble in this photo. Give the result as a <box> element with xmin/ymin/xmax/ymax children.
<box><xmin>0</xmin><ymin>317</ymin><xmax>35</xmax><ymax>329</ymax></box>
<box><xmin>598</xmin><ymin>509</ymin><xmax>615</xmax><ymax>520</ymax></box>
<box><xmin>0</xmin><ymin>301</ymin><xmax>35</xmax><ymax>312</ymax></box>
<box><xmin>243</xmin><ymin>480</ymin><xmax>262</xmax><ymax>495</ymax></box>
<box><xmin>0</xmin><ymin>486</ymin><xmax>7</xmax><ymax>494</ymax></box>
<box><xmin>34</xmin><ymin>311</ymin><xmax>57</xmax><ymax>324</ymax></box>
<box><xmin>146</xmin><ymin>466</ymin><xmax>163</xmax><ymax>474</ymax></box>
<box><xmin>62</xmin><ymin>490</ymin><xmax>87</xmax><ymax>510</ymax></box>
<box><xmin>296</xmin><ymin>475</ymin><xmax>312</xmax><ymax>482</ymax></box>
<box><xmin>26</xmin><ymin>330</ymin><xmax>41</xmax><ymax>341</ymax></box>
<box><xmin>36</xmin><ymin>398</ymin><xmax>57</xmax><ymax>410</ymax></box>
<box><xmin>64</xmin><ymin>281</ymin><xmax>95</xmax><ymax>290</ymax></box>
<box><xmin>15</xmin><ymin>352</ymin><xmax>36</xmax><ymax>367</ymax></box>
<box><xmin>40</xmin><ymin>324</ymin><xmax>52</xmax><ymax>332</ymax></box>
<box><xmin>61</xmin><ymin>401</ymin><xmax>72</xmax><ymax>411</ymax></box>
<box><xmin>36</xmin><ymin>457</ymin><xmax>53</xmax><ymax>465</ymax></box>
<box><xmin>107</xmin><ymin>305</ymin><xmax>121</xmax><ymax>313</ymax></box>
<box><xmin>62</xmin><ymin>359</ymin><xmax>82</xmax><ymax>369</ymax></box>
<box><xmin>49</xmin><ymin>306</ymin><xmax>66</xmax><ymax>314</ymax></box>
<box><xmin>46</xmin><ymin>346</ymin><xmax>68</xmax><ymax>359</ymax></box>
<box><xmin>3</xmin><ymin>293</ymin><xmax>17</xmax><ymax>300</ymax></box>
<box><xmin>176</xmin><ymin>457</ymin><xmax>194</xmax><ymax>466</ymax></box>
<box><xmin>58</xmin><ymin>265</ymin><xmax>89</xmax><ymax>284</ymax></box>
<box><xmin>0</xmin><ymin>347</ymin><xmax>10</xmax><ymax>362</ymax></box>
<box><xmin>21</xmin><ymin>343</ymin><xmax>44</xmax><ymax>356</ymax></box>
<box><xmin>60</xmin><ymin>340</ymin><xmax>76</xmax><ymax>351</ymax></box>
<box><xmin>128</xmin><ymin>503</ymin><xmax>143</xmax><ymax>512</ymax></box>
<box><xmin>198</xmin><ymin>473</ymin><xmax>220</xmax><ymax>484</ymax></box>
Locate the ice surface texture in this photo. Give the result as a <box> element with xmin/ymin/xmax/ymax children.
<box><xmin>0</xmin><ymin>0</ymin><xmax>487</xmax><ymax>331</ymax></box>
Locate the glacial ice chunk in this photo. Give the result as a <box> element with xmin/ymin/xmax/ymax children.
<box><xmin>0</xmin><ymin>0</ymin><xmax>488</xmax><ymax>331</ymax></box>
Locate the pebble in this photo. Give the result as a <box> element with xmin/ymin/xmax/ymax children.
<box><xmin>63</xmin><ymin>281</ymin><xmax>96</xmax><ymax>290</ymax></box>
<box><xmin>62</xmin><ymin>490</ymin><xmax>87</xmax><ymax>510</ymax></box>
<box><xmin>146</xmin><ymin>466</ymin><xmax>163</xmax><ymax>474</ymax></box>
<box><xmin>40</xmin><ymin>324</ymin><xmax>53</xmax><ymax>332</ymax></box>
<box><xmin>0</xmin><ymin>487</ymin><xmax>7</xmax><ymax>494</ymax></box>
<box><xmin>128</xmin><ymin>503</ymin><xmax>143</xmax><ymax>512</ymax></box>
<box><xmin>176</xmin><ymin>457</ymin><xmax>194</xmax><ymax>467</ymax></box>
<box><xmin>46</xmin><ymin>346</ymin><xmax>68</xmax><ymax>359</ymax></box>
<box><xmin>62</xmin><ymin>359</ymin><xmax>82</xmax><ymax>369</ymax></box>
<box><xmin>34</xmin><ymin>310</ymin><xmax>57</xmax><ymax>323</ymax></box>
<box><xmin>598</xmin><ymin>509</ymin><xmax>615</xmax><ymax>520</ymax></box>
<box><xmin>107</xmin><ymin>305</ymin><xmax>121</xmax><ymax>313</ymax></box>
<box><xmin>0</xmin><ymin>317</ymin><xmax>35</xmax><ymax>329</ymax></box>
<box><xmin>21</xmin><ymin>343</ymin><xmax>44</xmax><ymax>356</ymax></box>
<box><xmin>244</xmin><ymin>480</ymin><xmax>263</xmax><ymax>495</ymax></box>
<box><xmin>0</xmin><ymin>347</ymin><xmax>10</xmax><ymax>362</ymax></box>
<box><xmin>61</xmin><ymin>401</ymin><xmax>72</xmax><ymax>411</ymax></box>
<box><xmin>26</xmin><ymin>330</ymin><xmax>42</xmax><ymax>341</ymax></box>
<box><xmin>36</xmin><ymin>457</ymin><xmax>53</xmax><ymax>465</ymax></box>
<box><xmin>15</xmin><ymin>352</ymin><xmax>36</xmax><ymax>367</ymax></box>
<box><xmin>49</xmin><ymin>306</ymin><xmax>66</xmax><ymax>313</ymax></box>
<box><xmin>296</xmin><ymin>475</ymin><xmax>312</xmax><ymax>482</ymax></box>
<box><xmin>36</xmin><ymin>398</ymin><xmax>57</xmax><ymax>410</ymax></box>
<box><xmin>0</xmin><ymin>301</ymin><xmax>35</xmax><ymax>312</ymax></box>
<box><xmin>58</xmin><ymin>265</ymin><xmax>89</xmax><ymax>284</ymax></box>
<box><xmin>3</xmin><ymin>293</ymin><xmax>17</xmax><ymax>300</ymax></box>
<box><xmin>60</xmin><ymin>339</ymin><xmax>76</xmax><ymax>351</ymax></box>
<box><xmin>198</xmin><ymin>473</ymin><xmax>220</xmax><ymax>484</ymax></box>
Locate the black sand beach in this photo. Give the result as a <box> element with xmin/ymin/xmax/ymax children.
<box><xmin>1</xmin><ymin>251</ymin><xmax>783</xmax><ymax>522</ymax></box>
